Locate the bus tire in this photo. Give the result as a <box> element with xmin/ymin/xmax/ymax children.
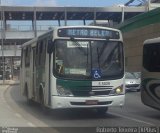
<box><xmin>39</xmin><ymin>88</ymin><xmax>44</xmax><ymax>106</ymax></box>
<box><xmin>39</xmin><ymin>88</ymin><xmax>50</xmax><ymax>114</ymax></box>
<box><xmin>96</xmin><ymin>107</ymin><xmax>108</xmax><ymax>115</ymax></box>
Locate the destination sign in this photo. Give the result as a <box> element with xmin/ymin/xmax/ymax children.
<box><xmin>58</xmin><ymin>28</ymin><xmax>120</xmax><ymax>39</ymax></box>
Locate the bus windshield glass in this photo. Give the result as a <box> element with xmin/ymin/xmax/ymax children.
<box><xmin>54</xmin><ymin>40</ymin><xmax>123</xmax><ymax>80</ymax></box>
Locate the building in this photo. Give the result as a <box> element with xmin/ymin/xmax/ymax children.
<box><xmin>117</xmin><ymin>7</ymin><xmax>160</xmax><ymax>72</ymax></box>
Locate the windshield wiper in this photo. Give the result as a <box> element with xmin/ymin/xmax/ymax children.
<box><xmin>96</xmin><ymin>40</ymin><xmax>109</xmax><ymax>70</ymax></box>
<box><xmin>97</xmin><ymin>39</ymin><xmax>109</xmax><ymax>59</ymax></box>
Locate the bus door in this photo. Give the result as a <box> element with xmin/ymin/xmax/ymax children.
<box><xmin>32</xmin><ymin>47</ymin><xmax>36</xmax><ymax>98</ymax></box>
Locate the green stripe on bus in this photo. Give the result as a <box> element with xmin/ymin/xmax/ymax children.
<box><xmin>57</xmin><ymin>79</ymin><xmax>92</xmax><ymax>91</ymax></box>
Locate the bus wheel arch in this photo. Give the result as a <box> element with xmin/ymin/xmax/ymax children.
<box><xmin>39</xmin><ymin>84</ymin><xmax>49</xmax><ymax>113</ymax></box>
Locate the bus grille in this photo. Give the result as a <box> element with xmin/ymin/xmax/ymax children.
<box><xmin>71</xmin><ymin>90</ymin><xmax>111</xmax><ymax>97</ymax></box>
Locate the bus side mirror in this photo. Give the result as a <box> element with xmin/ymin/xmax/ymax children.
<box><xmin>47</xmin><ymin>40</ymin><xmax>54</xmax><ymax>54</ymax></box>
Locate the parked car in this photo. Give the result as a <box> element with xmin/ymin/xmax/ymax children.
<box><xmin>133</xmin><ymin>72</ymin><xmax>141</xmax><ymax>80</ymax></box>
<box><xmin>125</xmin><ymin>72</ymin><xmax>141</xmax><ymax>92</ymax></box>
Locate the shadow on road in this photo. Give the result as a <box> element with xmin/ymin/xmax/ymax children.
<box><xmin>9</xmin><ymin>85</ymin><xmax>121</xmax><ymax>121</ymax></box>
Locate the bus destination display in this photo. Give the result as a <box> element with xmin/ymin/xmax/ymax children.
<box><xmin>58</xmin><ymin>28</ymin><xmax>120</xmax><ymax>39</ymax></box>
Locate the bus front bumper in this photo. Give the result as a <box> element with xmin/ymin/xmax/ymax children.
<box><xmin>50</xmin><ymin>95</ymin><xmax>125</xmax><ymax>109</ymax></box>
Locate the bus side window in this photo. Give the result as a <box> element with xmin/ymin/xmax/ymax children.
<box><xmin>41</xmin><ymin>39</ymin><xmax>47</xmax><ymax>66</ymax></box>
<box><xmin>35</xmin><ymin>42</ymin><xmax>39</xmax><ymax>66</ymax></box>
<box><xmin>38</xmin><ymin>40</ymin><xmax>46</xmax><ymax>67</ymax></box>
<box><xmin>25</xmin><ymin>47</ymin><xmax>31</xmax><ymax>67</ymax></box>
<box><xmin>39</xmin><ymin>41</ymin><xmax>43</xmax><ymax>65</ymax></box>
<box><xmin>35</xmin><ymin>41</ymin><xmax>46</xmax><ymax>67</ymax></box>
<box><xmin>150</xmin><ymin>45</ymin><xmax>160</xmax><ymax>71</ymax></box>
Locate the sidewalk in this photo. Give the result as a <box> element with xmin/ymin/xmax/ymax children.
<box><xmin>0</xmin><ymin>80</ymin><xmax>20</xmax><ymax>85</ymax></box>
<box><xmin>0</xmin><ymin>84</ymin><xmax>33</xmax><ymax>127</ymax></box>
<box><xmin>0</xmin><ymin>85</ymin><xmax>10</xmax><ymax>90</ymax></box>
<box><xmin>0</xmin><ymin>84</ymin><xmax>60</xmax><ymax>133</ymax></box>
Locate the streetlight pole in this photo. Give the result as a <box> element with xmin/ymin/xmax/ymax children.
<box><xmin>0</xmin><ymin>0</ymin><xmax>5</xmax><ymax>84</ymax></box>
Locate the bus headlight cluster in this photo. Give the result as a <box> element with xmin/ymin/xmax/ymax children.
<box><xmin>57</xmin><ymin>85</ymin><xmax>73</xmax><ymax>97</ymax></box>
<box><xmin>109</xmin><ymin>85</ymin><xmax>124</xmax><ymax>95</ymax></box>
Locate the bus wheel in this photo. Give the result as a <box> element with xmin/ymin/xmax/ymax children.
<box><xmin>96</xmin><ymin>107</ymin><xmax>108</xmax><ymax>115</ymax></box>
<box><xmin>39</xmin><ymin>90</ymin><xmax>50</xmax><ymax>114</ymax></box>
<box><xmin>39</xmin><ymin>90</ymin><xmax>44</xmax><ymax>108</ymax></box>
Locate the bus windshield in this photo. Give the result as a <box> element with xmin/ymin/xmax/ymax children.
<box><xmin>54</xmin><ymin>40</ymin><xmax>123</xmax><ymax>80</ymax></box>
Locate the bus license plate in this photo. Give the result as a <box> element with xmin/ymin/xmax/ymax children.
<box><xmin>86</xmin><ymin>100</ymin><xmax>98</xmax><ymax>105</ymax></box>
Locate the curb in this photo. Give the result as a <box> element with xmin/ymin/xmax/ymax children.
<box><xmin>0</xmin><ymin>80</ymin><xmax>20</xmax><ymax>85</ymax></box>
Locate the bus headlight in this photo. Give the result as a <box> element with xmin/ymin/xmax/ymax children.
<box><xmin>109</xmin><ymin>85</ymin><xmax>124</xmax><ymax>95</ymax></box>
<box><xmin>57</xmin><ymin>85</ymin><xmax>73</xmax><ymax>97</ymax></box>
<box><xmin>115</xmin><ymin>86</ymin><xmax>123</xmax><ymax>94</ymax></box>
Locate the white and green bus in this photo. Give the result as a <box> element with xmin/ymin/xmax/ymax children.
<box><xmin>142</xmin><ymin>37</ymin><xmax>160</xmax><ymax>110</ymax></box>
<box><xmin>20</xmin><ymin>26</ymin><xmax>125</xmax><ymax>114</ymax></box>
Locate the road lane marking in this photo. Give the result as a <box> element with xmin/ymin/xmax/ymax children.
<box><xmin>15</xmin><ymin>113</ymin><xmax>22</xmax><ymax>118</ymax></box>
<box><xmin>4</xmin><ymin>86</ymin><xmax>50</xmax><ymax>128</ymax></box>
<box><xmin>108</xmin><ymin>112</ymin><xmax>155</xmax><ymax>126</ymax></box>
<box><xmin>27</xmin><ymin>122</ymin><xmax>36</xmax><ymax>127</ymax></box>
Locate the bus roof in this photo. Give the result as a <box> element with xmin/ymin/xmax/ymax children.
<box><xmin>144</xmin><ymin>37</ymin><xmax>160</xmax><ymax>45</ymax></box>
<box><xmin>56</xmin><ymin>25</ymin><xmax>121</xmax><ymax>32</ymax></box>
<box><xmin>21</xmin><ymin>30</ymin><xmax>53</xmax><ymax>48</ymax></box>
<box><xmin>21</xmin><ymin>38</ymin><xmax>37</xmax><ymax>48</ymax></box>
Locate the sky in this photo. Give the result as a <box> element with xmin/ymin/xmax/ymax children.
<box><xmin>1</xmin><ymin>0</ymin><xmax>130</xmax><ymax>7</ymax></box>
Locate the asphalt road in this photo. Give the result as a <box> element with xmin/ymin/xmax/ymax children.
<box><xmin>2</xmin><ymin>85</ymin><xmax>160</xmax><ymax>133</ymax></box>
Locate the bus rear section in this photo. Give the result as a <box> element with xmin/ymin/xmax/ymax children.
<box><xmin>142</xmin><ymin>37</ymin><xmax>160</xmax><ymax>110</ymax></box>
